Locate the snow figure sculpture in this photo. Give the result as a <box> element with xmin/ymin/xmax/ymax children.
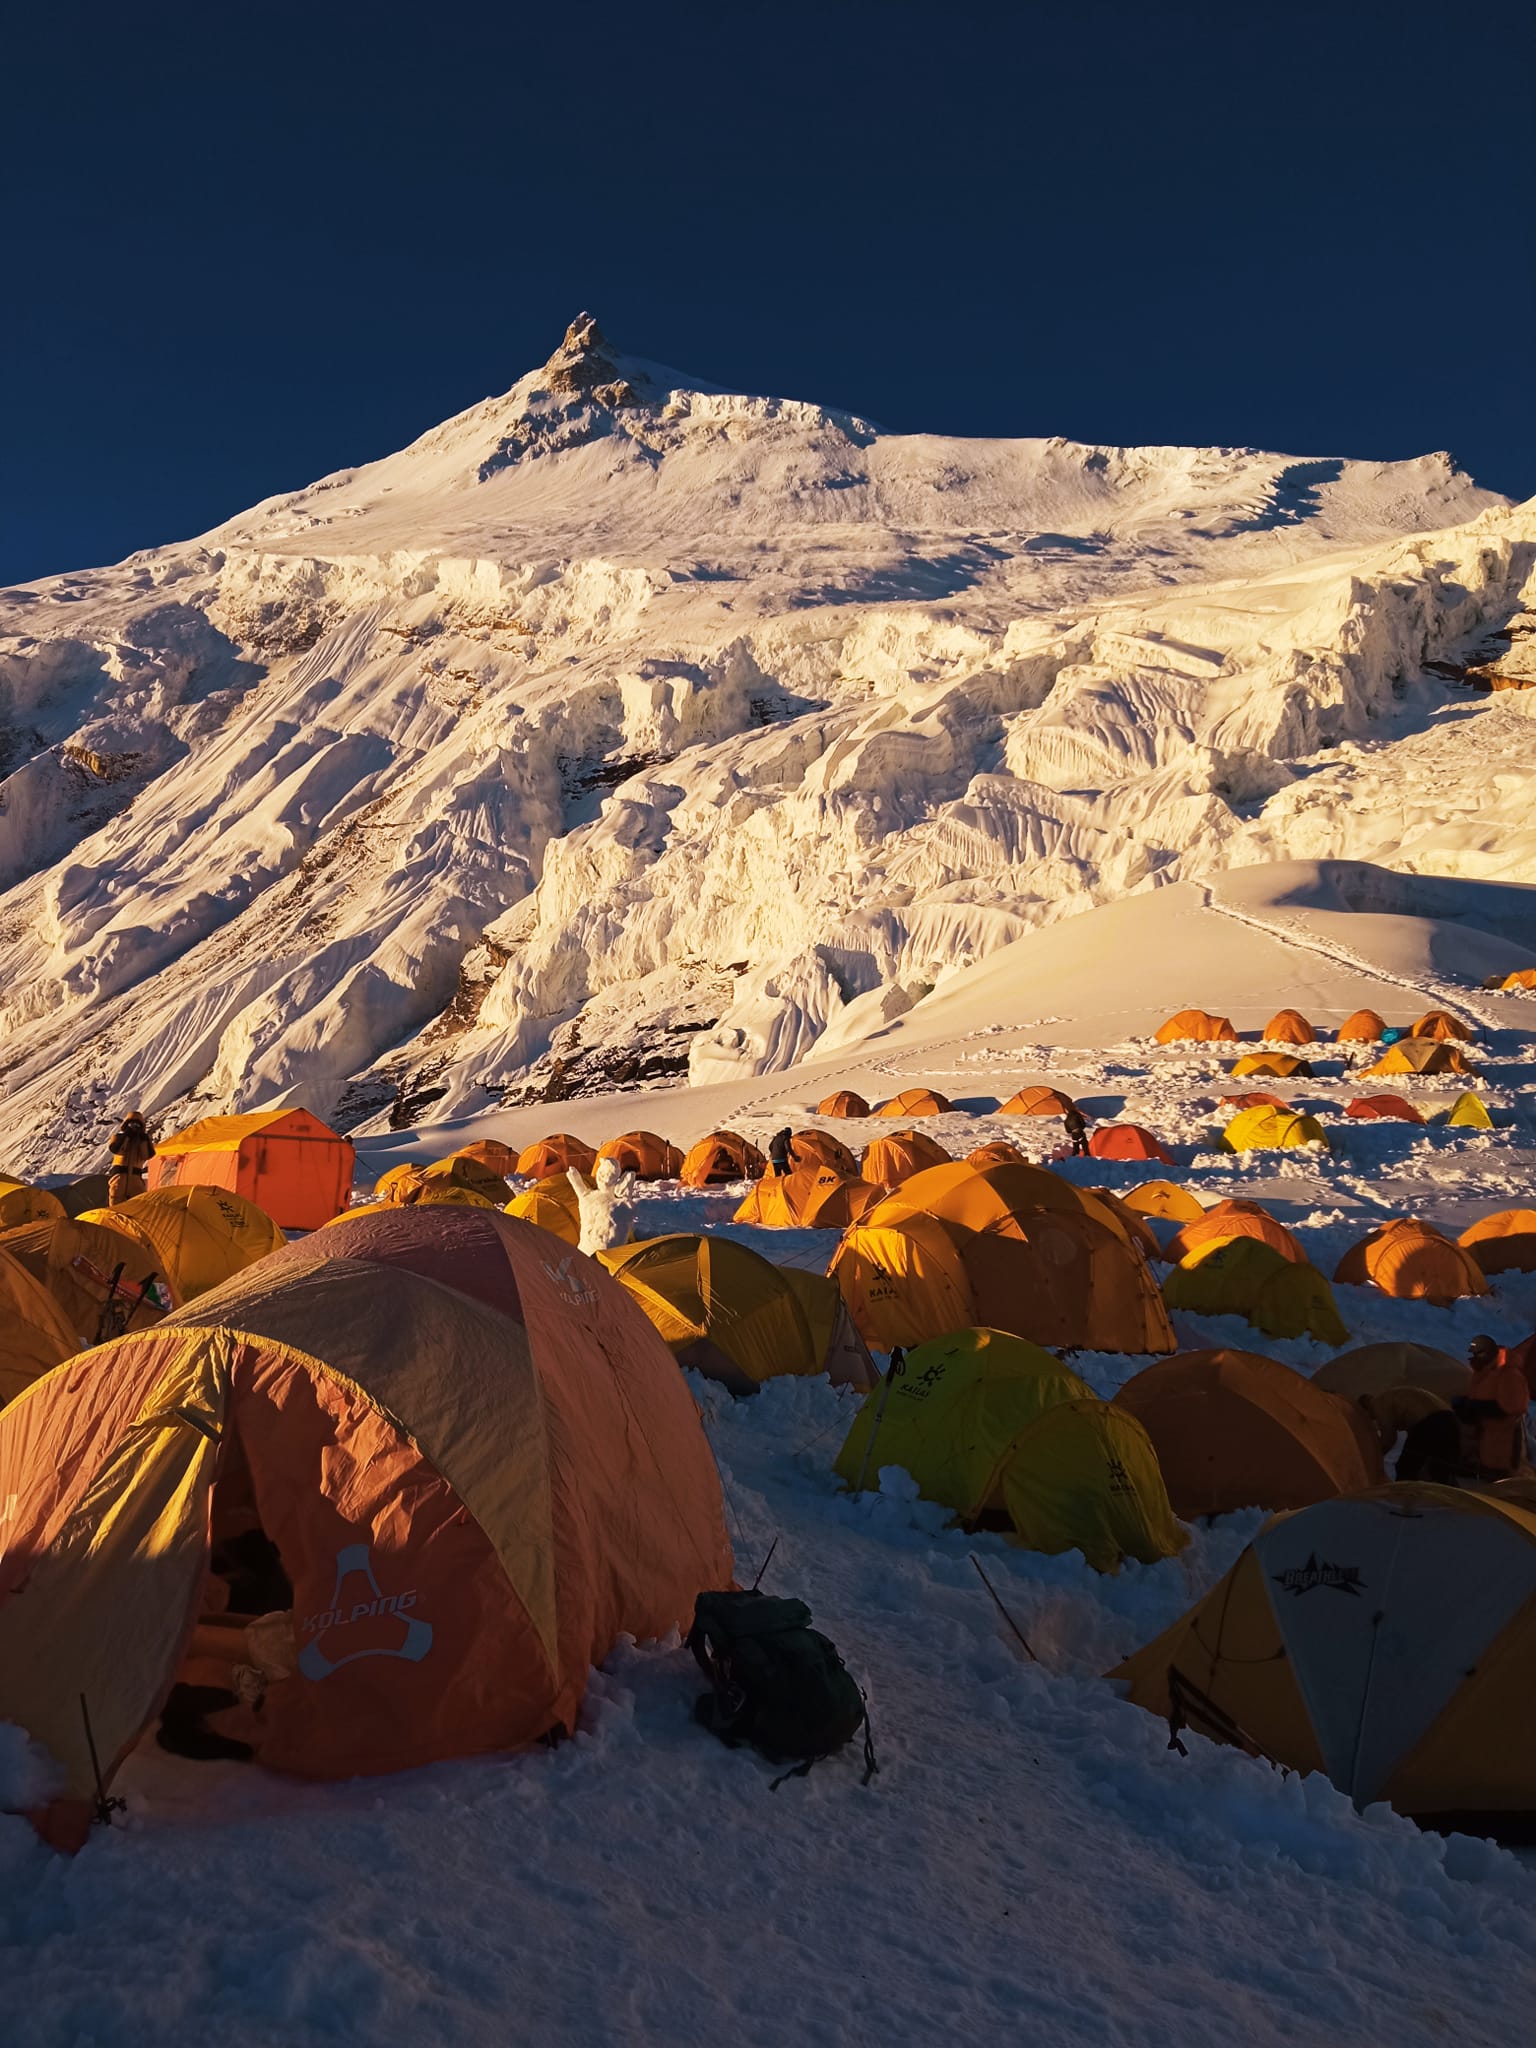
<box><xmin>569</xmin><ymin>1159</ymin><xmax>638</xmax><ymax>1255</ymax></box>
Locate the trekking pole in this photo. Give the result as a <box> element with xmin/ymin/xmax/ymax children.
<box><xmin>853</xmin><ymin>1347</ymin><xmax>905</xmax><ymax>1495</ymax></box>
<box><xmin>970</xmin><ymin>1554</ymin><xmax>1040</xmax><ymax>1663</ymax></box>
<box><xmin>749</xmin><ymin>1536</ymin><xmax>779</xmax><ymax>1591</ymax></box>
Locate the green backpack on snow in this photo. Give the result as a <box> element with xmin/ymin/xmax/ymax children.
<box><xmin>687</xmin><ymin>1590</ymin><xmax>877</xmax><ymax>1788</ymax></box>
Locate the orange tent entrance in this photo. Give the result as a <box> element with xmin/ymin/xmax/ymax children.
<box><xmin>0</xmin><ymin>1208</ymin><xmax>730</xmax><ymax>1842</ymax></box>
<box><xmin>148</xmin><ymin>1108</ymin><xmax>353</xmax><ymax>1230</ymax></box>
<box><xmin>596</xmin><ymin>1132</ymin><xmax>684</xmax><ymax>1180</ymax></box>
<box><xmin>679</xmin><ymin>1133</ymin><xmax>768</xmax><ymax>1187</ymax></box>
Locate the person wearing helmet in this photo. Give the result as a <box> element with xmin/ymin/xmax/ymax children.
<box><xmin>1452</xmin><ymin>1335</ymin><xmax>1530</xmax><ymax>1479</ymax></box>
<box><xmin>107</xmin><ymin>1110</ymin><xmax>156</xmax><ymax>1206</ymax></box>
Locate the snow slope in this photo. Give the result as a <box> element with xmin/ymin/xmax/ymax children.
<box><xmin>1</xmin><ymin>315</ymin><xmax>1532</xmax><ymax>1175</ymax></box>
<box><xmin>7</xmin><ymin>856</ymin><xmax>1536</xmax><ymax>2046</ymax></box>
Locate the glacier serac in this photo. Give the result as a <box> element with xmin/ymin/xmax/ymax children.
<box><xmin>0</xmin><ymin>313</ymin><xmax>1531</xmax><ymax>1172</ymax></box>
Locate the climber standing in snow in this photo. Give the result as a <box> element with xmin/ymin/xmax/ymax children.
<box><xmin>1061</xmin><ymin>1103</ymin><xmax>1090</xmax><ymax>1158</ymax></box>
<box><xmin>106</xmin><ymin>1110</ymin><xmax>156</xmax><ymax>1206</ymax></box>
<box><xmin>768</xmin><ymin>1127</ymin><xmax>794</xmax><ymax>1176</ymax></box>
<box><xmin>1454</xmin><ymin>1335</ymin><xmax>1532</xmax><ymax>1480</ymax></box>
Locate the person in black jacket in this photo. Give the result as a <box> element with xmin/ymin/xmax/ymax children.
<box><xmin>768</xmin><ymin>1127</ymin><xmax>794</xmax><ymax>1177</ymax></box>
<box><xmin>1061</xmin><ymin>1104</ymin><xmax>1090</xmax><ymax>1157</ymax></box>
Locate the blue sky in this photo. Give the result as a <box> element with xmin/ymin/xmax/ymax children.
<box><xmin>4</xmin><ymin>0</ymin><xmax>1531</xmax><ymax>584</ymax></box>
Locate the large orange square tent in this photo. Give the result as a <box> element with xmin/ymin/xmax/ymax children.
<box><xmin>148</xmin><ymin>1108</ymin><xmax>354</xmax><ymax>1230</ymax></box>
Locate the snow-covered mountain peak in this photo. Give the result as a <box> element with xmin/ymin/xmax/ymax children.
<box><xmin>0</xmin><ymin>328</ymin><xmax>1530</xmax><ymax>1173</ymax></box>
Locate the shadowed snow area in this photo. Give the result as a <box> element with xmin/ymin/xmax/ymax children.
<box><xmin>0</xmin><ymin>314</ymin><xmax>1532</xmax><ymax>1171</ymax></box>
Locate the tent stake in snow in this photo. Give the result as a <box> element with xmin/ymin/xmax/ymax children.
<box><xmin>970</xmin><ymin>1555</ymin><xmax>1039</xmax><ymax>1664</ymax></box>
<box><xmin>79</xmin><ymin>1693</ymin><xmax>125</xmax><ymax>1828</ymax></box>
<box><xmin>750</xmin><ymin>1536</ymin><xmax>779</xmax><ymax>1591</ymax></box>
<box><xmin>854</xmin><ymin>1347</ymin><xmax>905</xmax><ymax>1495</ymax></box>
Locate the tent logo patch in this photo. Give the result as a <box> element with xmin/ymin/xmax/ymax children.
<box><xmin>298</xmin><ymin>1543</ymin><xmax>434</xmax><ymax>1679</ymax></box>
<box><xmin>542</xmin><ymin>1254</ymin><xmax>596</xmax><ymax>1307</ymax></box>
<box><xmin>1272</xmin><ymin>1552</ymin><xmax>1363</xmax><ymax>1599</ymax></box>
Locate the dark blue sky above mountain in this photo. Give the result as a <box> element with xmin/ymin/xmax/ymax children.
<box><xmin>4</xmin><ymin>0</ymin><xmax>1531</xmax><ymax>586</ymax></box>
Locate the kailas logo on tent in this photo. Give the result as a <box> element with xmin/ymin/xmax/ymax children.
<box><xmin>1272</xmin><ymin>1552</ymin><xmax>1363</xmax><ymax>1598</ymax></box>
<box><xmin>298</xmin><ymin>1543</ymin><xmax>433</xmax><ymax>1679</ymax></box>
<box><xmin>542</xmin><ymin>1254</ymin><xmax>595</xmax><ymax>1307</ymax></box>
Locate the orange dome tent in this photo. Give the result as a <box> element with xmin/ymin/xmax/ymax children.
<box><xmin>733</xmin><ymin>1167</ymin><xmax>878</xmax><ymax>1232</ymax></box>
<box><xmin>1336</xmin><ymin>1009</ymin><xmax>1387</xmax><ymax>1043</ymax></box>
<box><xmin>1087</xmin><ymin>1189</ymin><xmax>1162</xmax><ymax>1263</ymax></box>
<box><xmin>1230</xmin><ymin>1052</ymin><xmax>1312</xmax><ymax>1079</ymax></box>
<box><xmin>0</xmin><ymin>1251</ymin><xmax>84</xmax><ymax>1407</ymax></box>
<box><xmin>515</xmin><ymin>1134</ymin><xmax>598</xmax><ymax>1180</ymax></box>
<box><xmin>1459</xmin><ymin>1210</ymin><xmax>1536</xmax><ymax>1276</ymax></box>
<box><xmin>787</xmin><ymin>1130</ymin><xmax>859</xmax><ymax>1178</ymax></box>
<box><xmin>450</xmin><ymin>1140</ymin><xmax>520</xmax><ymax>1180</ymax></box>
<box><xmin>596</xmin><ymin>1132</ymin><xmax>684</xmax><ymax>1180</ymax></box>
<box><xmin>830</xmin><ymin>1204</ymin><xmax>1174</xmax><ymax>1356</ymax></box>
<box><xmin>1344</xmin><ymin>1095</ymin><xmax>1425</xmax><ymax>1124</ymax></box>
<box><xmin>1166</xmin><ymin>1199</ymin><xmax>1304</xmax><ymax>1268</ymax></box>
<box><xmin>1154</xmin><ymin>1010</ymin><xmax>1238</xmax><ymax>1044</ymax></box>
<box><xmin>859</xmin><ymin>1130</ymin><xmax>951</xmax><ymax>1189</ymax></box>
<box><xmin>1088</xmin><ymin>1124</ymin><xmax>1175</xmax><ymax>1165</ymax></box>
<box><xmin>1334</xmin><ymin>1220</ymin><xmax>1488</xmax><ymax>1305</ymax></box>
<box><xmin>1410</xmin><ymin>1010</ymin><xmax>1473</xmax><ymax>1042</ymax></box>
<box><xmin>1312</xmin><ymin>1341</ymin><xmax>1470</xmax><ymax>1403</ymax></box>
<box><xmin>1499</xmin><ymin>968</ymin><xmax>1536</xmax><ymax>992</ymax></box>
<box><xmin>864</xmin><ymin>1159</ymin><xmax>1141</xmax><ymax>1252</ymax></box>
<box><xmin>679</xmin><ymin>1132</ymin><xmax>768</xmax><ymax>1188</ymax></box>
<box><xmin>0</xmin><ymin>1208</ymin><xmax>731</xmax><ymax>1840</ymax></box>
<box><xmin>874</xmin><ymin>1088</ymin><xmax>953</xmax><ymax>1118</ymax></box>
<box><xmin>966</xmin><ymin>1141</ymin><xmax>1029</xmax><ymax>1171</ymax></box>
<box><xmin>1263</xmin><ymin>1010</ymin><xmax>1316</xmax><ymax>1046</ymax></box>
<box><xmin>999</xmin><ymin>1086</ymin><xmax>1076</xmax><ymax>1118</ymax></box>
<box><xmin>817</xmin><ymin>1092</ymin><xmax>870</xmax><ymax>1118</ymax></box>
<box><xmin>1123</xmin><ymin>1180</ymin><xmax>1206</xmax><ymax>1225</ymax></box>
<box><xmin>147</xmin><ymin>1107</ymin><xmax>353</xmax><ymax>1230</ymax></box>
<box><xmin>1113</xmin><ymin>1349</ymin><xmax>1381</xmax><ymax>1518</ymax></box>
<box><xmin>1364</xmin><ymin>1039</ymin><xmax>1474</xmax><ymax>1078</ymax></box>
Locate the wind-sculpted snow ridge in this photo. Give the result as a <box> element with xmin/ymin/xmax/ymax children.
<box><xmin>0</xmin><ymin>313</ymin><xmax>1531</xmax><ymax>1172</ymax></box>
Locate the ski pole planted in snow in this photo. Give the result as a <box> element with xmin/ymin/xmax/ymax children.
<box><xmin>970</xmin><ymin>1555</ymin><xmax>1040</xmax><ymax>1663</ymax></box>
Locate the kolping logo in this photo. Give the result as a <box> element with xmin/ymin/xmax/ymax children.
<box><xmin>1272</xmin><ymin>1552</ymin><xmax>1364</xmax><ymax>1599</ymax></box>
<box><xmin>542</xmin><ymin>1254</ymin><xmax>595</xmax><ymax>1308</ymax></box>
<box><xmin>298</xmin><ymin>1543</ymin><xmax>434</xmax><ymax>1680</ymax></box>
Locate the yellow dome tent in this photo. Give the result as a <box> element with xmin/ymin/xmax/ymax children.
<box><xmin>1229</xmin><ymin>1052</ymin><xmax>1311</xmax><ymax>1079</ymax></box>
<box><xmin>1445</xmin><ymin>1092</ymin><xmax>1493</xmax><ymax>1129</ymax></box>
<box><xmin>1162</xmin><ymin>1238</ymin><xmax>1348</xmax><ymax>1345</ymax></box>
<box><xmin>1111</xmin><ymin>1486</ymin><xmax>1536</xmax><ymax>1831</ymax></box>
<box><xmin>1365</xmin><ymin>1040</ymin><xmax>1473</xmax><ymax>1078</ymax></box>
<box><xmin>1499</xmin><ymin>968</ymin><xmax>1536</xmax><ymax>992</ymax></box>
<box><xmin>1460</xmin><ymin>1209</ymin><xmax>1536</xmax><ymax>1275</ymax></box>
<box><xmin>773</xmin><ymin>1264</ymin><xmax>877</xmax><ymax>1394</ymax></box>
<box><xmin>966</xmin><ymin>1140</ymin><xmax>1029</xmax><ymax>1171</ymax></box>
<box><xmin>0</xmin><ymin>1179</ymin><xmax>67</xmax><ymax>1231</ymax></box>
<box><xmin>0</xmin><ymin>1216</ymin><xmax>169</xmax><ymax>1349</ymax></box>
<box><xmin>598</xmin><ymin>1235</ymin><xmax>875</xmax><ymax>1392</ymax></box>
<box><xmin>834</xmin><ymin>1328</ymin><xmax>1185</xmax><ymax>1573</ymax></box>
<box><xmin>415</xmin><ymin>1155</ymin><xmax>514</xmax><ymax>1205</ymax></box>
<box><xmin>1123</xmin><ymin>1180</ymin><xmax>1206</xmax><ymax>1225</ymax></box>
<box><xmin>83</xmin><ymin>1186</ymin><xmax>285</xmax><ymax>1303</ymax></box>
<box><xmin>505</xmin><ymin>1174</ymin><xmax>584</xmax><ymax>1246</ymax></box>
<box><xmin>375</xmin><ymin>1162</ymin><xmax>424</xmax><ymax>1202</ymax></box>
<box><xmin>1221</xmin><ymin>1105</ymin><xmax>1329</xmax><ymax>1153</ymax></box>
<box><xmin>0</xmin><ymin>1249</ymin><xmax>85</xmax><ymax>1406</ymax></box>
